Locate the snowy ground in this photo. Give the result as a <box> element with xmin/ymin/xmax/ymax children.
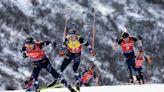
<box><xmin>1</xmin><ymin>84</ymin><xmax>164</xmax><ymax>92</ymax></box>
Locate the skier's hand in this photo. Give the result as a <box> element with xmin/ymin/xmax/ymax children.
<box><xmin>115</xmin><ymin>38</ymin><xmax>119</xmax><ymax>42</ymax></box>
<box><xmin>59</xmin><ymin>51</ymin><xmax>65</xmax><ymax>56</ymax></box>
<box><xmin>91</xmin><ymin>50</ymin><xmax>96</xmax><ymax>56</ymax></box>
<box><xmin>138</xmin><ymin>35</ymin><xmax>143</xmax><ymax>40</ymax></box>
<box><xmin>52</xmin><ymin>41</ymin><xmax>56</xmax><ymax>48</ymax></box>
<box><xmin>147</xmin><ymin>56</ymin><xmax>153</xmax><ymax>65</ymax></box>
<box><xmin>23</xmin><ymin>53</ymin><xmax>28</xmax><ymax>58</ymax></box>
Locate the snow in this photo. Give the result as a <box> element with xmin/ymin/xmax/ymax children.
<box><xmin>11</xmin><ymin>0</ymin><xmax>33</xmax><ymax>16</ymax></box>
<box><xmin>93</xmin><ymin>0</ymin><xmax>115</xmax><ymax>16</ymax></box>
<box><xmin>147</xmin><ymin>7</ymin><xmax>162</xmax><ymax>20</ymax></box>
<box><xmin>0</xmin><ymin>62</ymin><xmax>24</xmax><ymax>79</ymax></box>
<box><xmin>0</xmin><ymin>1</ymin><xmax>3</xmax><ymax>8</ymax></box>
<box><xmin>1</xmin><ymin>84</ymin><xmax>164</xmax><ymax>92</ymax></box>
<box><xmin>157</xmin><ymin>22</ymin><xmax>164</xmax><ymax>28</ymax></box>
<box><xmin>126</xmin><ymin>12</ymin><xmax>144</xmax><ymax>19</ymax></box>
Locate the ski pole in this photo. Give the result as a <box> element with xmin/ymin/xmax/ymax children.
<box><xmin>92</xmin><ymin>8</ymin><xmax>96</xmax><ymax>51</ymax></box>
<box><xmin>63</xmin><ymin>19</ymin><xmax>67</xmax><ymax>42</ymax></box>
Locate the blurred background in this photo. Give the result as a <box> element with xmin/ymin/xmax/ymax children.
<box><xmin>0</xmin><ymin>0</ymin><xmax>164</xmax><ymax>90</ymax></box>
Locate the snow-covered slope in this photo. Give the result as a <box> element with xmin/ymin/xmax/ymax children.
<box><xmin>1</xmin><ymin>84</ymin><xmax>164</xmax><ymax>92</ymax></box>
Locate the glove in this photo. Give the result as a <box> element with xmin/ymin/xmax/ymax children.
<box><xmin>23</xmin><ymin>53</ymin><xmax>28</xmax><ymax>58</ymax></box>
<box><xmin>91</xmin><ymin>50</ymin><xmax>96</xmax><ymax>56</ymax></box>
<box><xmin>138</xmin><ymin>35</ymin><xmax>143</xmax><ymax>40</ymax></box>
<box><xmin>59</xmin><ymin>51</ymin><xmax>65</xmax><ymax>56</ymax></box>
<box><xmin>115</xmin><ymin>38</ymin><xmax>119</xmax><ymax>42</ymax></box>
<box><xmin>53</xmin><ymin>42</ymin><xmax>56</xmax><ymax>48</ymax></box>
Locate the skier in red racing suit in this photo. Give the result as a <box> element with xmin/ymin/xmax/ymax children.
<box><xmin>21</xmin><ymin>37</ymin><xmax>76</xmax><ymax>92</ymax></box>
<box><xmin>76</xmin><ymin>65</ymin><xmax>100</xmax><ymax>91</ymax></box>
<box><xmin>116</xmin><ymin>32</ymin><xmax>142</xmax><ymax>83</ymax></box>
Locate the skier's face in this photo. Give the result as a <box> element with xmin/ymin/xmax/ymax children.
<box><xmin>123</xmin><ymin>37</ymin><xmax>129</xmax><ymax>42</ymax></box>
<box><xmin>138</xmin><ymin>51</ymin><xmax>143</xmax><ymax>57</ymax></box>
<box><xmin>69</xmin><ymin>34</ymin><xmax>77</xmax><ymax>41</ymax></box>
<box><xmin>25</xmin><ymin>43</ymin><xmax>34</xmax><ymax>50</ymax></box>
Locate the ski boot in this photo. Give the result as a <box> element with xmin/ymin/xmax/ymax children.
<box><xmin>76</xmin><ymin>80</ymin><xmax>82</xmax><ymax>92</ymax></box>
<box><xmin>128</xmin><ymin>74</ymin><xmax>135</xmax><ymax>84</ymax></box>
<box><xmin>24</xmin><ymin>78</ymin><xmax>35</xmax><ymax>92</ymax></box>
<box><xmin>129</xmin><ymin>78</ymin><xmax>134</xmax><ymax>84</ymax></box>
<box><xmin>34</xmin><ymin>81</ymin><xmax>40</xmax><ymax>92</ymax></box>
<box><xmin>76</xmin><ymin>85</ymin><xmax>80</xmax><ymax>92</ymax></box>
<box><xmin>136</xmin><ymin>75</ymin><xmax>141</xmax><ymax>84</ymax></box>
<box><xmin>140</xmin><ymin>75</ymin><xmax>145</xmax><ymax>84</ymax></box>
<box><xmin>67</xmin><ymin>84</ymin><xmax>76</xmax><ymax>92</ymax></box>
<box><xmin>35</xmin><ymin>89</ymin><xmax>40</xmax><ymax>92</ymax></box>
<box><xmin>60</xmin><ymin>78</ymin><xmax>76</xmax><ymax>92</ymax></box>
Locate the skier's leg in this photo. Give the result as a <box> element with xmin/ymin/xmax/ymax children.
<box><xmin>60</xmin><ymin>57</ymin><xmax>72</xmax><ymax>74</ymax></box>
<box><xmin>139</xmin><ymin>67</ymin><xmax>145</xmax><ymax>84</ymax></box>
<box><xmin>31</xmin><ymin>64</ymin><xmax>42</xmax><ymax>91</ymax></box>
<box><xmin>76</xmin><ymin>80</ymin><xmax>82</xmax><ymax>91</ymax></box>
<box><xmin>124</xmin><ymin>52</ymin><xmax>134</xmax><ymax>83</ymax></box>
<box><xmin>126</xmin><ymin>59</ymin><xmax>133</xmax><ymax>83</ymax></box>
<box><xmin>32</xmin><ymin>64</ymin><xmax>42</xmax><ymax>81</ymax></box>
<box><xmin>43</xmin><ymin>58</ymin><xmax>60</xmax><ymax>78</ymax></box>
<box><xmin>73</xmin><ymin>54</ymin><xmax>80</xmax><ymax>80</ymax></box>
<box><xmin>135</xmin><ymin>68</ymin><xmax>141</xmax><ymax>84</ymax></box>
<box><xmin>127</xmin><ymin>51</ymin><xmax>136</xmax><ymax>83</ymax></box>
<box><xmin>41</xmin><ymin>58</ymin><xmax>60</xmax><ymax>87</ymax></box>
<box><xmin>41</xmin><ymin>58</ymin><xmax>76</xmax><ymax>92</ymax></box>
<box><xmin>131</xmin><ymin>58</ymin><xmax>137</xmax><ymax>83</ymax></box>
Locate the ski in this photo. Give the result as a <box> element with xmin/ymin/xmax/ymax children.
<box><xmin>44</xmin><ymin>84</ymin><xmax>78</xmax><ymax>92</ymax></box>
<box><xmin>76</xmin><ymin>85</ymin><xmax>80</xmax><ymax>92</ymax></box>
<box><xmin>25</xmin><ymin>83</ymin><xmax>63</xmax><ymax>92</ymax></box>
<box><xmin>66</xmin><ymin>84</ymin><xmax>79</xmax><ymax>92</ymax></box>
<box><xmin>40</xmin><ymin>83</ymin><xmax>63</xmax><ymax>91</ymax></box>
<box><xmin>46</xmin><ymin>80</ymin><xmax>58</xmax><ymax>88</ymax></box>
<box><xmin>63</xmin><ymin>19</ymin><xmax>67</xmax><ymax>42</ymax></box>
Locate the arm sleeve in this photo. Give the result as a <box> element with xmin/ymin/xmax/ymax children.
<box><xmin>22</xmin><ymin>46</ymin><xmax>26</xmax><ymax>52</ymax></box>
<box><xmin>144</xmin><ymin>56</ymin><xmax>148</xmax><ymax>62</ymax></box>
<box><xmin>131</xmin><ymin>37</ymin><xmax>138</xmax><ymax>42</ymax></box>
<box><xmin>60</xmin><ymin>39</ymin><xmax>68</xmax><ymax>51</ymax></box>
<box><xmin>117</xmin><ymin>39</ymin><xmax>123</xmax><ymax>45</ymax></box>
<box><xmin>79</xmin><ymin>37</ymin><xmax>92</xmax><ymax>51</ymax></box>
<box><xmin>21</xmin><ymin>46</ymin><xmax>28</xmax><ymax>58</ymax></box>
<box><xmin>82</xmin><ymin>70</ymin><xmax>87</xmax><ymax>75</ymax></box>
<box><xmin>79</xmin><ymin>37</ymin><xmax>90</xmax><ymax>46</ymax></box>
